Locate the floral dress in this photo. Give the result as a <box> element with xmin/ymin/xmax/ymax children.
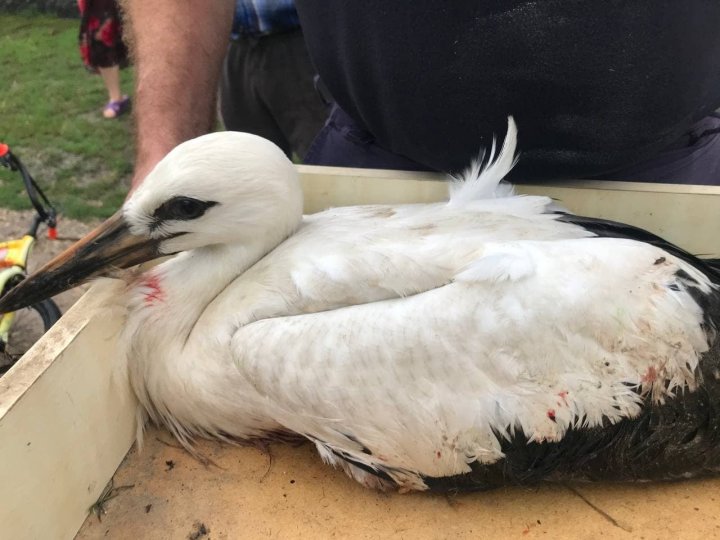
<box><xmin>78</xmin><ymin>0</ymin><xmax>128</xmax><ymax>72</ymax></box>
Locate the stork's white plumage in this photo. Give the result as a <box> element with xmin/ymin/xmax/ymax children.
<box><xmin>3</xmin><ymin>118</ymin><xmax>719</xmax><ymax>492</ymax></box>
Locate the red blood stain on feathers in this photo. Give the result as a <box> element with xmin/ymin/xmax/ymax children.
<box><xmin>547</xmin><ymin>409</ymin><xmax>556</xmax><ymax>422</ymax></box>
<box><xmin>642</xmin><ymin>366</ymin><xmax>658</xmax><ymax>383</ymax></box>
<box><xmin>142</xmin><ymin>274</ymin><xmax>165</xmax><ymax>306</ymax></box>
<box><xmin>557</xmin><ymin>391</ymin><xmax>569</xmax><ymax>406</ymax></box>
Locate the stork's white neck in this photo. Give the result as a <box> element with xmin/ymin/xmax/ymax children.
<box><xmin>124</xmin><ymin>232</ymin><xmax>293</xmax><ymax>442</ymax></box>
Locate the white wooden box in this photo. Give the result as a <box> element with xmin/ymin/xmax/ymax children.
<box><xmin>1</xmin><ymin>167</ymin><xmax>719</xmax><ymax>539</ymax></box>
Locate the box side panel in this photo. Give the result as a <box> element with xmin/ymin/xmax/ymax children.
<box><xmin>520</xmin><ymin>186</ymin><xmax>720</xmax><ymax>257</ymax></box>
<box><xmin>0</xmin><ymin>304</ymin><xmax>136</xmax><ymax>539</ymax></box>
<box><xmin>299</xmin><ymin>167</ymin><xmax>720</xmax><ymax>256</ymax></box>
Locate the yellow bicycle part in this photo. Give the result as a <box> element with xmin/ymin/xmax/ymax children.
<box><xmin>0</xmin><ymin>235</ymin><xmax>35</xmax><ymax>270</ymax></box>
<box><xmin>0</xmin><ymin>266</ymin><xmax>25</xmax><ymax>344</ymax></box>
<box><xmin>0</xmin><ymin>236</ymin><xmax>35</xmax><ymax>345</ymax></box>
<box><xmin>0</xmin><ymin>310</ymin><xmax>17</xmax><ymax>344</ymax></box>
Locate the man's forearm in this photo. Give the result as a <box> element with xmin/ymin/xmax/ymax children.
<box><xmin>121</xmin><ymin>0</ymin><xmax>234</xmax><ymax>188</ymax></box>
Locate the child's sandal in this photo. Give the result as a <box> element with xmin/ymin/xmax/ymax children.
<box><xmin>103</xmin><ymin>96</ymin><xmax>131</xmax><ymax>119</ymax></box>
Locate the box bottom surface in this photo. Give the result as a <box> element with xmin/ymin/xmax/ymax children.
<box><xmin>76</xmin><ymin>426</ymin><xmax>720</xmax><ymax>539</ymax></box>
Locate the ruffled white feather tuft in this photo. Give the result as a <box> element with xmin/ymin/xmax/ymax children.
<box><xmin>448</xmin><ymin>116</ymin><xmax>519</xmax><ymax>205</ymax></box>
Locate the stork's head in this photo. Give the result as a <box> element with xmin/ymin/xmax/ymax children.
<box><xmin>0</xmin><ymin>132</ymin><xmax>303</xmax><ymax>313</ymax></box>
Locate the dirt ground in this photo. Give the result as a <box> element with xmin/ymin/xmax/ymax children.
<box><xmin>0</xmin><ymin>208</ymin><xmax>96</xmax><ymax>362</ymax></box>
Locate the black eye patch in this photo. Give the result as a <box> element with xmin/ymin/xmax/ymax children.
<box><xmin>152</xmin><ymin>196</ymin><xmax>218</xmax><ymax>227</ymax></box>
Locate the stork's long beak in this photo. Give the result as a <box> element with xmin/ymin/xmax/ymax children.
<box><xmin>0</xmin><ymin>210</ymin><xmax>163</xmax><ymax>313</ymax></box>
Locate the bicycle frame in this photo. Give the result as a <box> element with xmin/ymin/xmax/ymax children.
<box><xmin>0</xmin><ymin>142</ymin><xmax>58</xmax><ymax>350</ymax></box>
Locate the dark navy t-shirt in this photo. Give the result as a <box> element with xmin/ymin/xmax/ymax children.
<box><xmin>295</xmin><ymin>1</ymin><xmax>720</xmax><ymax>179</ymax></box>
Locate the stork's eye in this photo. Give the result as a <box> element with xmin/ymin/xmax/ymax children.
<box><xmin>167</xmin><ymin>197</ymin><xmax>208</xmax><ymax>220</ymax></box>
<box><xmin>153</xmin><ymin>197</ymin><xmax>218</xmax><ymax>223</ymax></box>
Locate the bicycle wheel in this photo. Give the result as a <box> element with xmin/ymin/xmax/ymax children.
<box><xmin>0</xmin><ymin>299</ymin><xmax>62</xmax><ymax>374</ymax></box>
<box><xmin>30</xmin><ymin>298</ymin><xmax>62</xmax><ymax>331</ymax></box>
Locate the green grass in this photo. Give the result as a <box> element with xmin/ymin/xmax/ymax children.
<box><xmin>1</xmin><ymin>14</ymin><xmax>135</xmax><ymax>220</ymax></box>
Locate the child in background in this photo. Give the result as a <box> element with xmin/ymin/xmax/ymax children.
<box><xmin>78</xmin><ymin>0</ymin><xmax>130</xmax><ymax>119</ymax></box>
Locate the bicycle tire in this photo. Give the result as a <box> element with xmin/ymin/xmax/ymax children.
<box><xmin>0</xmin><ymin>300</ymin><xmax>61</xmax><ymax>374</ymax></box>
<box><xmin>30</xmin><ymin>298</ymin><xmax>62</xmax><ymax>331</ymax></box>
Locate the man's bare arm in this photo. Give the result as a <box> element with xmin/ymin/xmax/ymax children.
<box><xmin>120</xmin><ymin>0</ymin><xmax>234</xmax><ymax>190</ymax></box>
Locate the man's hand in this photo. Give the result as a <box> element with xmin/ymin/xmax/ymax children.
<box><xmin>120</xmin><ymin>0</ymin><xmax>234</xmax><ymax>191</ymax></box>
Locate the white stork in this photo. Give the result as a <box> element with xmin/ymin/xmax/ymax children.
<box><xmin>2</xmin><ymin>118</ymin><xmax>718</xmax><ymax>492</ymax></box>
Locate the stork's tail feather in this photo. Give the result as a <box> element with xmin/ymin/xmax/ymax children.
<box><xmin>448</xmin><ymin>116</ymin><xmax>519</xmax><ymax>205</ymax></box>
